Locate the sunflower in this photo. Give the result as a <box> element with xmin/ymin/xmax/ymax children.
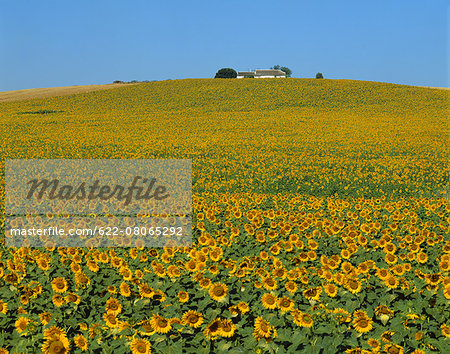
<box><xmin>138</xmin><ymin>320</ymin><xmax>155</xmax><ymax>335</ymax></box>
<box><xmin>87</xmin><ymin>260</ymin><xmax>99</xmax><ymax>272</ymax></box>
<box><xmin>367</xmin><ymin>338</ymin><xmax>380</xmax><ymax>349</ymax></box>
<box><xmin>253</xmin><ymin>317</ymin><xmax>272</xmax><ymax>340</ymax></box>
<box><xmin>277</xmin><ymin>296</ymin><xmax>294</xmax><ymax>312</ymax></box>
<box><xmin>139</xmin><ymin>284</ymin><xmax>154</xmax><ymax>299</ymax></box>
<box><xmin>203</xmin><ymin>319</ymin><xmax>222</xmax><ymax>339</ymax></box>
<box><xmin>39</xmin><ymin>312</ymin><xmax>52</xmax><ymax>325</ymax></box>
<box><xmin>381</xmin><ymin>330</ymin><xmax>395</xmax><ymax>343</ymax></box>
<box><xmin>73</xmin><ymin>334</ymin><xmax>88</xmax><ymax>351</ymax></box>
<box><xmin>384</xmin><ymin>275</ymin><xmax>399</xmax><ymax>289</ymax></box>
<box><xmin>272</xmin><ymin>267</ymin><xmax>287</xmax><ymax>279</ymax></box>
<box><xmin>282</xmin><ymin>308</ymin><xmax>307</xmax><ymax>328</ymax></box>
<box><xmin>70</xmin><ymin>262</ymin><xmax>81</xmax><ymax>273</ymax></box>
<box><xmin>323</xmin><ymin>283</ymin><xmax>338</xmax><ymax>297</ymax></box>
<box><xmin>341</xmin><ymin>261</ymin><xmax>354</xmax><ymax>274</ymax></box>
<box><xmin>79</xmin><ymin>323</ymin><xmax>88</xmax><ymax>331</ymax></box>
<box><xmin>262</xmin><ymin>277</ymin><xmax>277</xmax><ymax>290</ymax></box>
<box><xmin>88</xmin><ymin>324</ymin><xmax>102</xmax><ymax>339</ymax></box>
<box><xmin>345</xmin><ymin>279</ymin><xmax>362</xmax><ymax>294</ymax></box>
<box><xmin>391</xmin><ymin>264</ymin><xmax>405</xmax><ymax>276</ymax></box>
<box><xmin>341</xmin><ymin>249</ymin><xmax>351</xmax><ymax>259</ymax></box>
<box><xmin>353</xmin><ymin>316</ymin><xmax>373</xmax><ymax>333</ymax></box>
<box><xmin>353</xmin><ymin>310</ymin><xmax>369</xmax><ymax>319</ymax></box>
<box><xmin>229</xmin><ymin>305</ymin><xmax>240</xmax><ymax>316</ymax></box>
<box><xmin>303</xmin><ymin>287</ymin><xmax>321</xmax><ymax>301</ymax></box>
<box><xmin>439</xmin><ymin>260</ymin><xmax>449</xmax><ymax>272</ymax></box>
<box><xmin>332</xmin><ymin>308</ymin><xmax>351</xmax><ymax>323</ymax></box>
<box><xmin>178</xmin><ymin>291</ymin><xmax>189</xmax><ymax>303</ymax></box>
<box><xmin>103</xmin><ymin>312</ymin><xmax>121</xmax><ymax>328</ymax></box>
<box><xmin>106</xmin><ymin>297</ymin><xmax>122</xmax><ymax>315</ymax></box>
<box><xmin>261</xmin><ymin>293</ymin><xmax>277</xmax><ymax>309</ymax></box>
<box><xmin>383</xmin><ymin>344</ymin><xmax>404</xmax><ymax>354</ymax></box>
<box><xmin>150</xmin><ymin>314</ymin><xmax>172</xmax><ymax>334</ymax></box>
<box><xmin>375</xmin><ymin>305</ymin><xmax>394</xmax><ymax>318</ymax></box>
<box><xmin>238</xmin><ymin>301</ymin><xmax>250</xmax><ymax>314</ymax></box>
<box><xmin>208</xmin><ymin>264</ymin><xmax>219</xmax><ymax>275</ymax></box>
<box><xmin>376</xmin><ymin>268</ymin><xmax>390</xmax><ymax>280</ymax></box>
<box><xmin>167</xmin><ymin>265</ymin><xmax>181</xmax><ymax>277</ymax></box>
<box><xmin>416</xmin><ymin>252</ymin><xmax>428</xmax><ymax>264</ymax></box>
<box><xmin>15</xmin><ymin>317</ymin><xmax>30</xmax><ymax>335</ymax></box>
<box><xmin>307</xmin><ymin>250</ymin><xmax>317</xmax><ymax>260</ymax></box>
<box><xmin>285</xmin><ymin>281</ymin><xmax>298</xmax><ymax>293</ymax></box>
<box><xmin>0</xmin><ymin>348</ymin><xmax>8</xmax><ymax>354</ymax></box>
<box><xmin>425</xmin><ymin>273</ymin><xmax>441</xmax><ymax>286</ymax></box>
<box><xmin>444</xmin><ymin>284</ymin><xmax>450</xmax><ymax>300</ymax></box>
<box><xmin>41</xmin><ymin>334</ymin><xmax>71</xmax><ymax>354</ymax></box>
<box><xmin>74</xmin><ymin>272</ymin><xmax>91</xmax><ymax>288</ymax></box>
<box><xmin>185</xmin><ymin>259</ymin><xmax>198</xmax><ymax>272</ymax></box>
<box><xmin>182</xmin><ymin>310</ymin><xmax>204</xmax><ymax>328</ymax></box>
<box><xmin>291</xmin><ymin>309</ymin><xmax>303</xmax><ymax>326</ymax></box>
<box><xmin>0</xmin><ymin>300</ymin><xmax>7</xmax><ymax>315</ymax></box>
<box><xmin>441</xmin><ymin>324</ymin><xmax>450</xmax><ymax>338</ymax></box>
<box><xmin>130</xmin><ymin>338</ymin><xmax>152</xmax><ymax>354</ymax></box>
<box><xmin>219</xmin><ymin>319</ymin><xmax>236</xmax><ymax>338</ymax></box>
<box><xmin>199</xmin><ymin>278</ymin><xmax>212</xmax><ymax>289</ymax></box>
<box><xmin>51</xmin><ymin>277</ymin><xmax>68</xmax><ymax>293</ymax></box>
<box><xmin>120</xmin><ymin>282</ymin><xmax>131</xmax><ymax>297</ymax></box>
<box><xmin>385</xmin><ymin>253</ymin><xmax>397</xmax><ymax>265</ymax></box>
<box><xmin>209</xmin><ymin>282</ymin><xmax>228</xmax><ymax>302</ymax></box>
<box><xmin>52</xmin><ymin>294</ymin><xmax>65</xmax><ymax>307</ymax></box>
<box><xmin>20</xmin><ymin>295</ymin><xmax>29</xmax><ymax>305</ymax></box>
<box><xmin>65</xmin><ymin>292</ymin><xmax>81</xmax><ymax>305</ymax></box>
<box><xmin>43</xmin><ymin>326</ymin><xmax>66</xmax><ymax>339</ymax></box>
<box><xmin>37</xmin><ymin>257</ymin><xmax>50</xmax><ymax>271</ymax></box>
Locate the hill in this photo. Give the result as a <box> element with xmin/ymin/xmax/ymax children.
<box><xmin>0</xmin><ymin>78</ymin><xmax>447</xmax><ymax>197</ymax></box>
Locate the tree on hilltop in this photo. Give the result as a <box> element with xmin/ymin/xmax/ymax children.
<box><xmin>215</xmin><ymin>68</ymin><xmax>237</xmax><ymax>79</ymax></box>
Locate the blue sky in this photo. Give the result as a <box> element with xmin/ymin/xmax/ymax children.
<box><xmin>0</xmin><ymin>0</ymin><xmax>448</xmax><ymax>91</ymax></box>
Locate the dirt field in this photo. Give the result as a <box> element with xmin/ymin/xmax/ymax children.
<box><xmin>0</xmin><ymin>83</ymin><xmax>137</xmax><ymax>102</ymax></box>
<box><xmin>417</xmin><ymin>86</ymin><xmax>450</xmax><ymax>90</ymax></box>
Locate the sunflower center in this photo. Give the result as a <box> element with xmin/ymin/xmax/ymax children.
<box><xmin>136</xmin><ymin>343</ymin><xmax>146</xmax><ymax>352</ymax></box>
<box><xmin>50</xmin><ymin>341</ymin><xmax>64</xmax><ymax>354</ymax></box>
<box><xmin>188</xmin><ymin>315</ymin><xmax>198</xmax><ymax>323</ymax></box>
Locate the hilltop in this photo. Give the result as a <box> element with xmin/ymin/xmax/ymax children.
<box><xmin>0</xmin><ymin>79</ymin><xmax>448</xmax><ymax>103</ymax></box>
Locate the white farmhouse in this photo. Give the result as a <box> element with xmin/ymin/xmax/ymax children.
<box><xmin>237</xmin><ymin>69</ymin><xmax>286</xmax><ymax>78</ymax></box>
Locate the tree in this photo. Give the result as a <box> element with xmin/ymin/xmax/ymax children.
<box><xmin>214</xmin><ymin>68</ymin><xmax>237</xmax><ymax>79</ymax></box>
<box><xmin>271</xmin><ymin>65</ymin><xmax>292</xmax><ymax>77</ymax></box>
<box><xmin>280</xmin><ymin>66</ymin><xmax>292</xmax><ymax>78</ymax></box>
<box><xmin>316</xmin><ymin>72</ymin><xmax>324</xmax><ymax>79</ymax></box>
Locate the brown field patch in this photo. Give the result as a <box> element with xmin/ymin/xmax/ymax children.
<box><xmin>0</xmin><ymin>83</ymin><xmax>138</xmax><ymax>102</ymax></box>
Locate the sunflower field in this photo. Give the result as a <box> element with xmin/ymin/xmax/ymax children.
<box><xmin>0</xmin><ymin>79</ymin><xmax>449</xmax><ymax>353</ymax></box>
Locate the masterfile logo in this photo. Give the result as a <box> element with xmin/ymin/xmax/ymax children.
<box><xmin>5</xmin><ymin>159</ymin><xmax>192</xmax><ymax>248</ymax></box>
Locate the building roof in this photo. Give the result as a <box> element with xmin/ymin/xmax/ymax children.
<box><xmin>237</xmin><ymin>71</ymin><xmax>255</xmax><ymax>76</ymax></box>
<box><xmin>254</xmin><ymin>69</ymin><xmax>286</xmax><ymax>76</ymax></box>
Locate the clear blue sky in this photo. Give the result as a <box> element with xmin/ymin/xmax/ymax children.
<box><xmin>0</xmin><ymin>0</ymin><xmax>448</xmax><ymax>91</ymax></box>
